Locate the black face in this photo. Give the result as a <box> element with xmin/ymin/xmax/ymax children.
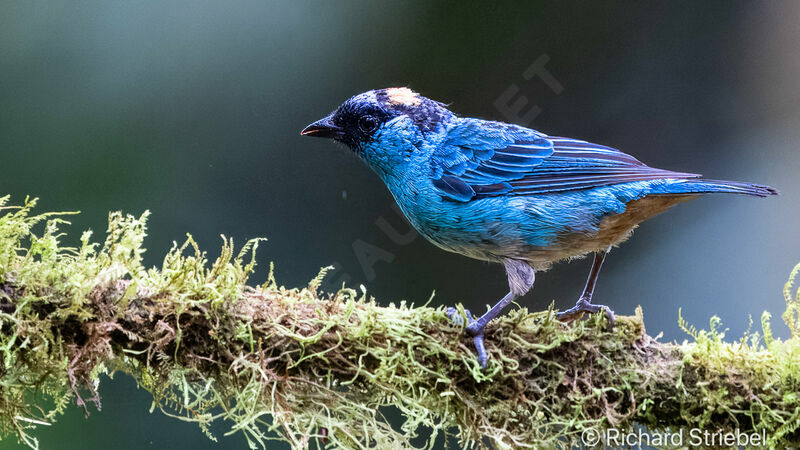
<box><xmin>301</xmin><ymin>88</ymin><xmax>453</xmax><ymax>149</ymax></box>
<box><xmin>328</xmin><ymin>93</ymin><xmax>394</xmax><ymax>147</ymax></box>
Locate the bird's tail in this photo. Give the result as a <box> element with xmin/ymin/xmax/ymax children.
<box><xmin>662</xmin><ymin>179</ymin><xmax>779</xmax><ymax>198</ymax></box>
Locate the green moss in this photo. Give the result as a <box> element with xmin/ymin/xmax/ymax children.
<box><xmin>0</xmin><ymin>195</ymin><xmax>799</xmax><ymax>449</ymax></box>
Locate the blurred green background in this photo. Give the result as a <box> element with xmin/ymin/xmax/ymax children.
<box><xmin>2</xmin><ymin>1</ymin><xmax>799</xmax><ymax>448</ymax></box>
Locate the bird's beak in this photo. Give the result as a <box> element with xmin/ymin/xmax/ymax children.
<box><xmin>300</xmin><ymin>114</ymin><xmax>343</xmax><ymax>140</ymax></box>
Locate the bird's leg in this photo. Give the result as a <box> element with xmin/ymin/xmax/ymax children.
<box><xmin>447</xmin><ymin>260</ymin><xmax>535</xmax><ymax>368</ymax></box>
<box><xmin>555</xmin><ymin>247</ymin><xmax>615</xmax><ymax>327</ymax></box>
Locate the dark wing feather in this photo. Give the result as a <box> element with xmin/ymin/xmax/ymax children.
<box><xmin>430</xmin><ymin>120</ymin><xmax>699</xmax><ymax>201</ymax></box>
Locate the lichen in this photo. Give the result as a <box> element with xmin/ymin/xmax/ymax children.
<box><xmin>0</xmin><ymin>195</ymin><xmax>799</xmax><ymax>449</ymax></box>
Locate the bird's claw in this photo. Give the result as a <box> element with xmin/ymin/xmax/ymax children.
<box><xmin>446</xmin><ymin>307</ymin><xmax>488</xmax><ymax>368</ymax></box>
<box><xmin>446</xmin><ymin>306</ymin><xmax>471</xmax><ymax>326</ymax></box>
<box><xmin>555</xmin><ymin>297</ymin><xmax>615</xmax><ymax>329</ymax></box>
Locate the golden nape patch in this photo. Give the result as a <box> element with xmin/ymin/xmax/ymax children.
<box><xmin>386</xmin><ymin>87</ymin><xmax>422</xmax><ymax>106</ymax></box>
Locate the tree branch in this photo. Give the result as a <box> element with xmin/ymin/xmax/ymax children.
<box><xmin>1</xmin><ymin>196</ymin><xmax>799</xmax><ymax>449</ymax></box>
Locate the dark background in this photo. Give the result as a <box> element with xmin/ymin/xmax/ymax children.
<box><xmin>2</xmin><ymin>1</ymin><xmax>799</xmax><ymax>449</ymax></box>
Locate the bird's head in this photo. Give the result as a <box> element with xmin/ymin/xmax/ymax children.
<box><xmin>301</xmin><ymin>88</ymin><xmax>453</xmax><ymax>175</ymax></box>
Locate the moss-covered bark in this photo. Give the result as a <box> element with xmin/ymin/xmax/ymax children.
<box><xmin>1</xmin><ymin>196</ymin><xmax>799</xmax><ymax>449</ymax></box>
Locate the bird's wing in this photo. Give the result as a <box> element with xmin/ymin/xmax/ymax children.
<box><xmin>429</xmin><ymin>119</ymin><xmax>699</xmax><ymax>202</ymax></box>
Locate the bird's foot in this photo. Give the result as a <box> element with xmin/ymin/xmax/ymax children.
<box><xmin>555</xmin><ymin>297</ymin><xmax>615</xmax><ymax>329</ymax></box>
<box><xmin>446</xmin><ymin>306</ymin><xmax>470</xmax><ymax>326</ymax></box>
<box><xmin>446</xmin><ymin>307</ymin><xmax>488</xmax><ymax>368</ymax></box>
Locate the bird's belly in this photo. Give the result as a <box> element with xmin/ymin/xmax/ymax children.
<box><xmin>527</xmin><ymin>194</ymin><xmax>695</xmax><ymax>268</ymax></box>
<box><xmin>397</xmin><ymin>190</ymin><xmax>693</xmax><ymax>270</ymax></box>
<box><xmin>399</xmin><ymin>196</ymin><xmax>569</xmax><ymax>265</ymax></box>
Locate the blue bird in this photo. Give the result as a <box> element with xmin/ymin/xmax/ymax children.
<box><xmin>301</xmin><ymin>87</ymin><xmax>777</xmax><ymax>368</ymax></box>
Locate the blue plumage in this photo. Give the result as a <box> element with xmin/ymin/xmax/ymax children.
<box><xmin>302</xmin><ymin>87</ymin><xmax>777</xmax><ymax>368</ymax></box>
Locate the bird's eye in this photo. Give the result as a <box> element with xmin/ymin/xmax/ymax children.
<box><xmin>358</xmin><ymin>115</ymin><xmax>378</xmax><ymax>133</ymax></box>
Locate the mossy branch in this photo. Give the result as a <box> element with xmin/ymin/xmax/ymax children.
<box><xmin>1</xmin><ymin>196</ymin><xmax>799</xmax><ymax>449</ymax></box>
